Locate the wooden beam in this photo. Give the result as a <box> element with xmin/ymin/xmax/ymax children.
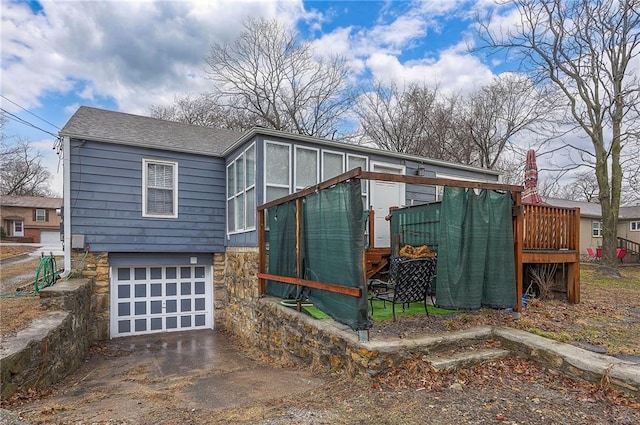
<box><xmin>361</xmin><ymin>171</ymin><xmax>523</xmax><ymax>193</ymax></box>
<box><xmin>513</xmin><ymin>191</ymin><xmax>524</xmax><ymax>314</ymax></box>
<box><xmin>522</xmin><ymin>251</ymin><xmax>580</xmax><ymax>263</ymax></box>
<box><xmin>257</xmin><ymin>273</ymin><xmax>362</xmax><ymax>297</ymax></box>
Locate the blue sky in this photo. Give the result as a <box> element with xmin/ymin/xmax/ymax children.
<box><xmin>1</xmin><ymin>0</ymin><xmax>521</xmax><ymax>195</ymax></box>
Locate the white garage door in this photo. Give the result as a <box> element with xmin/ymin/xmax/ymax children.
<box><xmin>110</xmin><ymin>265</ymin><xmax>213</xmax><ymax>338</ymax></box>
<box><xmin>40</xmin><ymin>230</ymin><xmax>62</xmax><ymax>245</ymax></box>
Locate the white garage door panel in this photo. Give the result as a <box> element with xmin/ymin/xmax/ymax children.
<box><xmin>110</xmin><ymin>265</ymin><xmax>213</xmax><ymax>338</ymax></box>
<box><xmin>40</xmin><ymin>230</ymin><xmax>61</xmax><ymax>245</ymax></box>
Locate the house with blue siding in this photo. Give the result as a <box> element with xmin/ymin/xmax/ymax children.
<box><xmin>59</xmin><ymin>106</ymin><xmax>501</xmax><ymax>339</ymax></box>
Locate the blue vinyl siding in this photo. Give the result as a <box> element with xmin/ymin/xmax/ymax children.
<box><xmin>70</xmin><ymin>139</ymin><xmax>226</xmax><ymax>253</ymax></box>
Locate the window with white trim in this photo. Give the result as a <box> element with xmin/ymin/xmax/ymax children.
<box><xmin>35</xmin><ymin>209</ymin><xmax>46</xmax><ymax>222</ymax></box>
<box><xmin>592</xmin><ymin>221</ymin><xmax>603</xmax><ymax>237</ymax></box>
<box><xmin>630</xmin><ymin>221</ymin><xmax>640</xmax><ymax>231</ymax></box>
<box><xmin>347</xmin><ymin>154</ymin><xmax>368</xmax><ymax>208</ymax></box>
<box><xmin>143</xmin><ymin>159</ymin><xmax>178</xmax><ymax>218</ymax></box>
<box><xmin>265</xmin><ymin>141</ymin><xmax>291</xmax><ymax>202</ymax></box>
<box><xmin>322</xmin><ymin>150</ymin><xmax>344</xmax><ymax>180</ymax></box>
<box><xmin>227</xmin><ymin>144</ymin><xmax>256</xmax><ymax>233</ymax></box>
<box><xmin>294</xmin><ymin>146</ymin><xmax>319</xmax><ymax>191</ymax></box>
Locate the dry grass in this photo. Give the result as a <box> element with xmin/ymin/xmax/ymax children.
<box><xmin>0</xmin><ymin>244</ymin><xmax>37</xmax><ymax>259</ymax></box>
<box><xmin>0</xmin><ymin>297</ymin><xmax>44</xmax><ymax>343</ymax></box>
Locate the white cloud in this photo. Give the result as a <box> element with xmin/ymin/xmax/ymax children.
<box><xmin>1</xmin><ymin>0</ymin><xmax>306</xmax><ymax>115</ymax></box>
<box><xmin>366</xmin><ymin>43</ymin><xmax>495</xmax><ymax>95</ymax></box>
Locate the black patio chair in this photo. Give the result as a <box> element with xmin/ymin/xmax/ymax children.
<box><xmin>369</xmin><ymin>256</ymin><xmax>437</xmax><ymax>321</ymax></box>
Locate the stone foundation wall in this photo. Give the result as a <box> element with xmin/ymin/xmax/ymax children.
<box><xmin>220</xmin><ymin>247</ymin><xmax>403</xmax><ymax>376</ymax></box>
<box><xmin>220</xmin><ymin>247</ymin><xmax>260</xmax><ymax>338</ymax></box>
<box><xmin>253</xmin><ymin>298</ymin><xmax>402</xmax><ymax>376</ymax></box>
<box><xmin>71</xmin><ymin>251</ymin><xmax>110</xmax><ymax>340</ymax></box>
<box><xmin>0</xmin><ymin>279</ymin><xmax>92</xmax><ymax>399</ymax></box>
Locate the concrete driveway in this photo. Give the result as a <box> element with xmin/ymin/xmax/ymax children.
<box><xmin>4</xmin><ymin>330</ymin><xmax>325</xmax><ymax>424</ymax></box>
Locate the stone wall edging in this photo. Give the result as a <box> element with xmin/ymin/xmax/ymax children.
<box><xmin>0</xmin><ymin>279</ymin><xmax>92</xmax><ymax>400</ymax></box>
<box><xmin>225</xmin><ymin>297</ymin><xmax>640</xmax><ymax>398</ymax></box>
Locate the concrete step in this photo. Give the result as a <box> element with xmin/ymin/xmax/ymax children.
<box><xmin>426</xmin><ymin>348</ymin><xmax>511</xmax><ymax>371</ymax></box>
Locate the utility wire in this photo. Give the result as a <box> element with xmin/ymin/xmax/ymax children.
<box><xmin>0</xmin><ymin>108</ymin><xmax>59</xmax><ymax>138</ymax></box>
<box><xmin>0</xmin><ymin>94</ymin><xmax>60</xmax><ymax>130</ymax></box>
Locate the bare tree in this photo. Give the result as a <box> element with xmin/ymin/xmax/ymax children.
<box><xmin>149</xmin><ymin>94</ymin><xmax>255</xmax><ymax>131</ymax></box>
<box><xmin>565</xmin><ymin>171</ymin><xmax>599</xmax><ymax>202</ymax></box>
<box><xmin>478</xmin><ymin>0</ymin><xmax>640</xmax><ymax>270</ymax></box>
<box><xmin>355</xmin><ymin>82</ymin><xmax>473</xmax><ymax>163</ymax></box>
<box><xmin>456</xmin><ymin>74</ymin><xmax>554</xmax><ymax>169</ymax></box>
<box><xmin>204</xmin><ymin>18</ymin><xmax>355</xmax><ymax>139</ymax></box>
<box><xmin>355</xmin><ymin>82</ymin><xmax>437</xmax><ymax>153</ymax></box>
<box><xmin>1</xmin><ymin>138</ymin><xmax>52</xmax><ymax>196</ymax></box>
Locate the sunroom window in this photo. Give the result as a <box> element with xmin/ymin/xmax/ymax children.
<box><xmin>295</xmin><ymin>146</ymin><xmax>319</xmax><ymax>191</ymax></box>
<box><xmin>322</xmin><ymin>150</ymin><xmax>344</xmax><ymax>180</ymax></box>
<box><xmin>265</xmin><ymin>141</ymin><xmax>291</xmax><ymax>202</ymax></box>
<box><xmin>227</xmin><ymin>144</ymin><xmax>256</xmax><ymax>233</ymax></box>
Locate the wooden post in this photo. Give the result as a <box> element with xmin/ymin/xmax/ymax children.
<box><xmin>258</xmin><ymin>209</ymin><xmax>266</xmax><ymax>295</ymax></box>
<box><xmin>368</xmin><ymin>207</ymin><xmax>375</xmax><ymax>248</ymax></box>
<box><xmin>513</xmin><ymin>191</ymin><xmax>524</xmax><ymax>315</ymax></box>
<box><xmin>296</xmin><ymin>198</ymin><xmax>303</xmax><ymax>312</ymax></box>
<box><xmin>567</xmin><ymin>207</ymin><xmax>581</xmax><ymax>303</ymax></box>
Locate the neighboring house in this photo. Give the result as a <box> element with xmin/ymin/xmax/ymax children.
<box><xmin>59</xmin><ymin>106</ymin><xmax>501</xmax><ymax>339</ymax></box>
<box><xmin>0</xmin><ymin>196</ymin><xmax>62</xmax><ymax>244</ymax></box>
<box><xmin>544</xmin><ymin>197</ymin><xmax>640</xmax><ymax>254</ymax></box>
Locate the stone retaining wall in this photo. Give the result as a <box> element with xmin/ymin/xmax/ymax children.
<box><xmin>220</xmin><ymin>248</ymin><xmax>406</xmax><ymax>376</ymax></box>
<box><xmin>0</xmin><ymin>279</ymin><xmax>92</xmax><ymax>400</ymax></box>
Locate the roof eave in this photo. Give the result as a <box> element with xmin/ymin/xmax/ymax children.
<box><xmin>59</xmin><ymin>131</ymin><xmax>223</xmax><ymax>158</ymax></box>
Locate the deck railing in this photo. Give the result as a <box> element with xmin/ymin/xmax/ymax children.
<box><xmin>523</xmin><ymin>204</ymin><xmax>580</xmax><ymax>251</ymax></box>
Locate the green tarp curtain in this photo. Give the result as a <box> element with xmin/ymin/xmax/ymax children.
<box><xmin>436</xmin><ymin>187</ymin><xmax>516</xmax><ymax>310</ymax></box>
<box><xmin>266</xmin><ymin>202</ymin><xmax>298</xmax><ymax>299</ymax></box>
<box><xmin>389</xmin><ymin>202</ymin><xmax>441</xmax><ymax>254</ymax></box>
<box><xmin>265</xmin><ymin>179</ymin><xmax>370</xmax><ymax>330</ymax></box>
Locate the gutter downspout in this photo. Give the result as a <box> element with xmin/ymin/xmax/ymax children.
<box><xmin>59</xmin><ymin>136</ymin><xmax>72</xmax><ymax>278</ymax></box>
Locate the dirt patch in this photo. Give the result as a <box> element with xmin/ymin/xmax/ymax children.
<box><xmin>372</xmin><ymin>265</ymin><xmax>640</xmax><ymax>357</ymax></box>
<box><xmin>0</xmin><ymin>244</ymin><xmax>37</xmax><ymax>260</ymax></box>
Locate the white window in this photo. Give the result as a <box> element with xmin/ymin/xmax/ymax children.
<box><xmin>630</xmin><ymin>221</ymin><xmax>640</xmax><ymax>231</ymax></box>
<box><xmin>592</xmin><ymin>221</ymin><xmax>603</xmax><ymax>237</ymax></box>
<box><xmin>227</xmin><ymin>144</ymin><xmax>256</xmax><ymax>233</ymax></box>
<box><xmin>322</xmin><ymin>150</ymin><xmax>345</xmax><ymax>181</ymax></box>
<box><xmin>347</xmin><ymin>154</ymin><xmax>368</xmax><ymax>208</ymax></box>
<box><xmin>35</xmin><ymin>209</ymin><xmax>46</xmax><ymax>222</ymax></box>
<box><xmin>294</xmin><ymin>146</ymin><xmax>319</xmax><ymax>191</ymax></box>
<box><xmin>265</xmin><ymin>141</ymin><xmax>291</xmax><ymax>202</ymax></box>
<box><xmin>143</xmin><ymin>159</ymin><xmax>178</xmax><ymax>218</ymax></box>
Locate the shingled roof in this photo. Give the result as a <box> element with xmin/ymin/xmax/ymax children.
<box><xmin>0</xmin><ymin>195</ymin><xmax>63</xmax><ymax>209</ymax></box>
<box><xmin>59</xmin><ymin>106</ymin><xmax>243</xmax><ymax>156</ymax></box>
<box><xmin>545</xmin><ymin>197</ymin><xmax>640</xmax><ymax>220</ymax></box>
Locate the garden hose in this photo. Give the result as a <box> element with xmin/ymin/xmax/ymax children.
<box><xmin>34</xmin><ymin>253</ymin><xmax>59</xmax><ymax>293</ymax></box>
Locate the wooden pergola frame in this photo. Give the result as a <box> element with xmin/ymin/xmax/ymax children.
<box><xmin>256</xmin><ymin>167</ymin><xmax>530</xmax><ymax>313</ymax></box>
